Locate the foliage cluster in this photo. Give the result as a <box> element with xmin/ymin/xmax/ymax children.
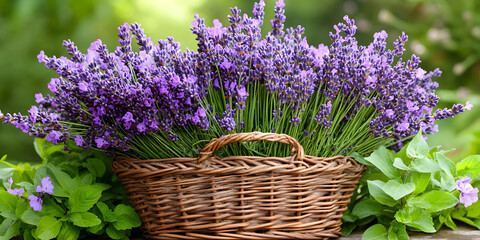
<box><xmin>0</xmin><ymin>140</ymin><xmax>140</xmax><ymax>240</ymax></box>
<box><xmin>343</xmin><ymin>131</ymin><xmax>480</xmax><ymax>239</ymax></box>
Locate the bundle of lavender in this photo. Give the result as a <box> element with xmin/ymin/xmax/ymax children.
<box><xmin>1</xmin><ymin>0</ymin><xmax>470</xmax><ymax>160</ymax></box>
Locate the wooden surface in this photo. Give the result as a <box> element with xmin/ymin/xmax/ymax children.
<box><xmin>78</xmin><ymin>225</ymin><xmax>480</xmax><ymax>239</ymax></box>
<box><xmin>341</xmin><ymin>225</ymin><xmax>480</xmax><ymax>240</ymax></box>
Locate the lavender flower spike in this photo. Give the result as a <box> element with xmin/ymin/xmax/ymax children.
<box><xmin>456</xmin><ymin>177</ymin><xmax>479</xmax><ymax>207</ymax></box>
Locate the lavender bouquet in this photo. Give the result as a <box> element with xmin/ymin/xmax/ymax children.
<box><xmin>0</xmin><ymin>0</ymin><xmax>471</xmax><ymax>160</ymax></box>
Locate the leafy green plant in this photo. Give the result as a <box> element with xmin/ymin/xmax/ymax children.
<box><xmin>342</xmin><ymin>131</ymin><xmax>480</xmax><ymax>239</ymax></box>
<box><xmin>0</xmin><ymin>140</ymin><xmax>141</xmax><ymax>240</ymax></box>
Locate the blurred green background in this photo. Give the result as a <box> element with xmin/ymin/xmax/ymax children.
<box><xmin>0</xmin><ymin>0</ymin><xmax>479</xmax><ymax>162</ymax></box>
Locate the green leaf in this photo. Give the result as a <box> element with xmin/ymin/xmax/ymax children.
<box><xmin>362</xmin><ymin>224</ymin><xmax>388</xmax><ymax>240</ymax></box>
<box><xmin>96</xmin><ymin>202</ymin><xmax>117</xmax><ymax>222</ymax></box>
<box><xmin>352</xmin><ymin>198</ymin><xmax>385</xmax><ymax>219</ymax></box>
<box><xmin>457</xmin><ymin>155</ymin><xmax>480</xmax><ymax>178</ymax></box>
<box><xmin>341</xmin><ymin>222</ymin><xmax>356</xmax><ymax>236</ymax></box>
<box><xmin>342</xmin><ymin>211</ymin><xmax>357</xmax><ymax>223</ymax></box>
<box><xmin>34</xmin><ymin>138</ymin><xmax>46</xmax><ymax>159</ymax></box>
<box><xmin>365</xmin><ymin>147</ymin><xmax>399</xmax><ymax>178</ymax></box>
<box><xmin>395</xmin><ymin>146</ymin><xmax>410</xmax><ymax>166</ymax></box>
<box><xmin>407</xmin><ymin>190</ymin><xmax>458</xmax><ymax>213</ymax></box>
<box><xmin>0</xmin><ymin>190</ymin><xmax>17</xmax><ymax>213</ymax></box>
<box><xmin>362</xmin><ymin>172</ymin><xmax>391</xmax><ymax>182</ymax></box>
<box><xmin>69</xmin><ymin>212</ymin><xmax>101</xmax><ymax>227</ymax></box>
<box><xmin>21</xmin><ymin>209</ymin><xmax>41</xmax><ymax>225</ymax></box>
<box><xmin>387</xmin><ymin>232</ymin><xmax>397</xmax><ymax>240</ymax></box>
<box><xmin>106</xmin><ymin>224</ymin><xmax>128</xmax><ymax>240</ymax></box>
<box><xmin>68</xmin><ymin>185</ymin><xmax>104</xmax><ymax>212</ymax></box>
<box><xmin>350</xmin><ymin>152</ymin><xmax>370</xmax><ymax>165</ymax></box>
<box><xmin>387</xmin><ymin>221</ymin><xmax>408</xmax><ymax>240</ymax></box>
<box><xmin>23</xmin><ymin>228</ymin><xmax>36</xmax><ymax>240</ymax></box>
<box><xmin>33</xmin><ymin>166</ymin><xmax>47</xmax><ymax>185</ymax></box>
<box><xmin>452</xmin><ymin>211</ymin><xmax>480</xmax><ymax>229</ymax></box>
<box><xmin>393</xmin><ymin>158</ymin><xmax>409</xmax><ymax>170</ymax></box>
<box><xmin>409</xmin><ymin>172</ymin><xmax>430</xmax><ymax>195</ymax></box>
<box><xmin>46</xmin><ymin>164</ymin><xmax>76</xmax><ymax>194</ymax></box>
<box><xmin>87</xmin><ymin>222</ymin><xmax>106</xmax><ymax>235</ymax></box>
<box><xmin>438</xmin><ymin>148</ymin><xmax>456</xmax><ymax>156</ymax></box>
<box><xmin>434</xmin><ymin>153</ymin><xmax>457</xmax><ymax>178</ymax></box>
<box><xmin>84</xmin><ymin>158</ymin><xmax>106</xmax><ymax>178</ymax></box>
<box><xmin>80</xmin><ymin>173</ymin><xmax>94</xmax><ymax>186</ymax></box>
<box><xmin>367</xmin><ymin>180</ymin><xmax>399</xmax><ymax>207</ymax></box>
<box><xmin>428</xmin><ymin>146</ymin><xmax>440</xmax><ymax>155</ymax></box>
<box><xmin>35</xmin><ymin>216</ymin><xmax>62</xmax><ymax>240</ymax></box>
<box><xmin>395</xmin><ymin>206</ymin><xmax>436</xmax><ymax>233</ymax></box>
<box><xmin>113</xmin><ymin>204</ymin><xmax>142</xmax><ymax>230</ymax></box>
<box><xmin>92</xmin><ymin>183</ymin><xmax>111</xmax><ymax>192</ymax></box>
<box><xmin>0</xmin><ymin>190</ymin><xmax>18</xmax><ymax>219</ymax></box>
<box><xmin>382</xmin><ymin>180</ymin><xmax>415</xmax><ymax>200</ymax></box>
<box><xmin>42</xmin><ymin>141</ymin><xmax>65</xmax><ymax>160</ymax></box>
<box><xmin>467</xmin><ymin>198</ymin><xmax>480</xmax><ymax>218</ymax></box>
<box><xmin>16</xmin><ymin>182</ymin><xmax>35</xmax><ymax>194</ymax></box>
<box><xmin>41</xmin><ymin>196</ymin><xmax>66</xmax><ymax>217</ymax></box>
<box><xmin>57</xmin><ymin>222</ymin><xmax>80</xmax><ymax>240</ymax></box>
<box><xmin>15</xmin><ymin>199</ymin><xmax>29</xmax><ymax>218</ymax></box>
<box><xmin>411</xmin><ymin>157</ymin><xmax>442</xmax><ymax>173</ymax></box>
<box><xmin>440</xmin><ymin>174</ymin><xmax>456</xmax><ymax>192</ymax></box>
<box><xmin>0</xmin><ymin>219</ymin><xmax>20</xmax><ymax>240</ymax></box>
<box><xmin>444</xmin><ymin>214</ymin><xmax>457</xmax><ymax>230</ymax></box>
<box><xmin>406</xmin><ymin>131</ymin><xmax>429</xmax><ymax>159</ymax></box>
<box><xmin>0</xmin><ymin>218</ymin><xmax>15</xmax><ymax>236</ymax></box>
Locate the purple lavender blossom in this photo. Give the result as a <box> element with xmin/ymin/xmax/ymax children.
<box><xmin>122</xmin><ymin>112</ymin><xmax>135</xmax><ymax>130</ymax></box>
<box><xmin>34</xmin><ymin>93</ymin><xmax>45</xmax><ymax>104</ymax></box>
<box><xmin>37</xmin><ymin>50</ymin><xmax>46</xmax><ymax>63</ymax></box>
<box><xmin>78</xmin><ymin>81</ymin><xmax>88</xmax><ymax>92</ymax></box>
<box><xmin>0</xmin><ymin>1</ymin><xmax>471</xmax><ymax>159</ymax></box>
<box><xmin>36</xmin><ymin>177</ymin><xmax>54</xmax><ymax>195</ymax></box>
<box><xmin>137</xmin><ymin>122</ymin><xmax>147</xmax><ymax>133</ymax></box>
<box><xmin>396</xmin><ymin>119</ymin><xmax>410</xmax><ymax>132</ymax></box>
<box><xmin>28</xmin><ymin>106</ymin><xmax>39</xmax><ymax>123</ymax></box>
<box><xmin>315</xmin><ymin>101</ymin><xmax>332</xmax><ymax>129</ymax></box>
<box><xmin>74</xmin><ymin>135</ymin><xmax>84</xmax><ymax>146</ymax></box>
<box><xmin>63</xmin><ymin>39</ymin><xmax>86</xmax><ymax>63</ymax></box>
<box><xmin>28</xmin><ymin>195</ymin><xmax>43</xmax><ymax>212</ymax></box>
<box><xmin>456</xmin><ymin>177</ymin><xmax>479</xmax><ymax>207</ymax></box>
<box><xmin>270</xmin><ymin>0</ymin><xmax>286</xmax><ymax>37</ymax></box>
<box><xmin>217</xmin><ymin>105</ymin><xmax>236</xmax><ymax>132</ymax></box>
<box><xmin>95</xmin><ymin>137</ymin><xmax>108</xmax><ymax>149</ymax></box>
<box><xmin>289</xmin><ymin>115</ymin><xmax>301</xmax><ymax>126</ymax></box>
<box><xmin>47</xmin><ymin>78</ymin><xmax>60</xmax><ymax>93</ymax></box>
<box><xmin>46</xmin><ymin>130</ymin><xmax>63</xmax><ymax>144</ymax></box>
<box><xmin>168</xmin><ymin>134</ymin><xmax>179</xmax><ymax>141</ymax></box>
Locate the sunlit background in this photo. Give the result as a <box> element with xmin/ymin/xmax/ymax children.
<box><xmin>1</xmin><ymin>0</ymin><xmax>479</xmax><ymax>162</ymax></box>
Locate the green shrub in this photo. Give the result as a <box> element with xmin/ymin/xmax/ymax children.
<box><xmin>0</xmin><ymin>139</ymin><xmax>141</xmax><ymax>240</ymax></box>
<box><xmin>342</xmin><ymin>131</ymin><xmax>480</xmax><ymax>239</ymax></box>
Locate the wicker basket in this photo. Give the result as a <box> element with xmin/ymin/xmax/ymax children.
<box><xmin>112</xmin><ymin>132</ymin><xmax>365</xmax><ymax>239</ymax></box>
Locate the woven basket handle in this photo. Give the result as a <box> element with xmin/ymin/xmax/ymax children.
<box><xmin>197</xmin><ymin>131</ymin><xmax>305</xmax><ymax>163</ymax></box>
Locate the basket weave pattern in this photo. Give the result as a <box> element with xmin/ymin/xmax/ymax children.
<box><xmin>112</xmin><ymin>132</ymin><xmax>365</xmax><ymax>239</ymax></box>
